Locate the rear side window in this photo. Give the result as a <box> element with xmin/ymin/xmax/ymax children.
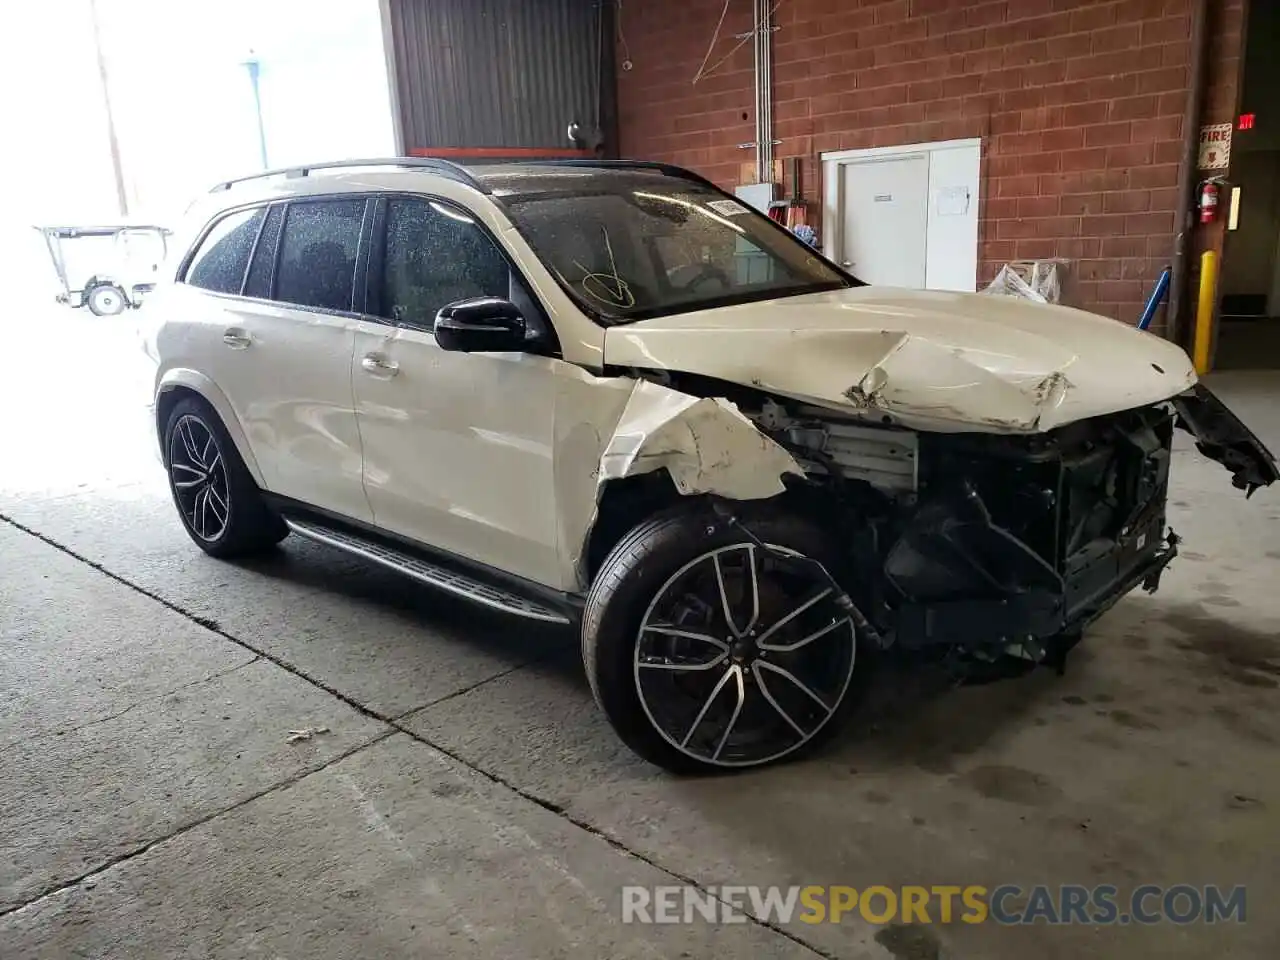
<box><xmin>185</xmin><ymin>207</ymin><xmax>265</xmax><ymax>294</ymax></box>
<box><xmin>275</xmin><ymin>199</ymin><xmax>365</xmax><ymax>312</ymax></box>
<box><xmin>243</xmin><ymin>204</ymin><xmax>285</xmax><ymax>300</ymax></box>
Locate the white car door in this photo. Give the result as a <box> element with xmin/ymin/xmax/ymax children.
<box><xmin>182</xmin><ymin>198</ymin><xmax>373</xmax><ymax>523</ymax></box>
<box><xmin>351</xmin><ymin>195</ymin><xmax>563</xmax><ymax>587</ymax></box>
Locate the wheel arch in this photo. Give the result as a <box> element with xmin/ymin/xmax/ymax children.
<box><xmin>155</xmin><ymin>369</ymin><xmax>266</xmax><ymax>487</ymax></box>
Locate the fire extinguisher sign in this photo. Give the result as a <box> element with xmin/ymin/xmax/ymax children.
<box><xmin>1198</xmin><ymin>123</ymin><xmax>1233</xmax><ymax>171</ymax></box>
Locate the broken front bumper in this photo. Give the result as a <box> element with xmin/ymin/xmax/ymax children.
<box><xmin>893</xmin><ymin>517</ymin><xmax>1177</xmax><ymax>650</ymax></box>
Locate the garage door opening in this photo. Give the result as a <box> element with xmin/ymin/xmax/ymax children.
<box><xmin>1215</xmin><ymin>0</ymin><xmax>1280</xmax><ymax>370</ymax></box>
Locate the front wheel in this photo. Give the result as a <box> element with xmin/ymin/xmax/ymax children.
<box><xmin>583</xmin><ymin>504</ymin><xmax>865</xmax><ymax>774</ymax></box>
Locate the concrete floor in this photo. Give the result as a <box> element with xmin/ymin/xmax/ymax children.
<box><xmin>2</xmin><ymin>288</ymin><xmax>1279</xmax><ymax>958</ymax></box>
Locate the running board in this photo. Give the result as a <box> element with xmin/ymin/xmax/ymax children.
<box><xmin>283</xmin><ymin>518</ymin><xmax>571</xmax><ymax>624</ymax></box>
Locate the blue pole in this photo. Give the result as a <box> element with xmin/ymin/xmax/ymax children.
<box><xmin>1138</xmin><ymin>266</ymin><xmax>1171</xmax><ymax>330</ymax></box>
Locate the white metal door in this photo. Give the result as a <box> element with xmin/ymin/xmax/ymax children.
<box><xmin>839</xmin><ymin>155</ymin><xmax>929</xmax><ymax>288</ymax></box>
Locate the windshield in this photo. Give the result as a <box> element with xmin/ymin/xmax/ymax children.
<box><xmin>487</xmin><ymin>168</ymin><xmax>856</xmax><ymax>324</ymax></box>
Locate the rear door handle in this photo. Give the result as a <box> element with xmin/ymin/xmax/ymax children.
<box><xmin>361</xmin><ymin>354</ymin><xmax>399</xmax><ymax>377</ymax></box>
<box><xmin>222</xmin><ymin>329</ymin><xmax>251</xmax><ymax>349</ymax></box>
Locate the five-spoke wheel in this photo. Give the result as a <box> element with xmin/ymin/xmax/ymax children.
<box><xmin>634</xmin><ymin>543</ymin><xmax>857</xmax><ymax>768</ymax></box>
<box><xmin>162</xmin><ymin>395</ymin><xmax>287</xmax><ymax>557</ymax></box>
<box><xmin>168</xmin><ymin>414</ymin><xmax>231</xmax><ymax>542</ymax></box>
<box><xmin>584</xmin><ymin>507</ymin><xmax>864</xmax><ymax>774</ymax></box>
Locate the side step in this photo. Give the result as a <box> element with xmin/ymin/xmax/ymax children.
<box><xmin>284</xmin><ymin>518</ymin><xmax>571</xmax><ymax>624</ymax></box>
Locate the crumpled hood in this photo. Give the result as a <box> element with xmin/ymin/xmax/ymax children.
<box><xmin>602</xmin><ymin>286</ymin><xmax>1198</xmax><ymax>433</ymax></box>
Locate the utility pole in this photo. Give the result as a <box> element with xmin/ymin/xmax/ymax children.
<box><xmin>243</xmin><ymin>51</ymin><xmax>269</xmax><ymax>169</ymax></box>
<box><xmin>88</xmin><ymin>0</ymin><xmax>129</xmax><ymax>217</ymax></box>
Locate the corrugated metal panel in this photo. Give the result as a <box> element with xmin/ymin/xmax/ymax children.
<box><xmin>390</xmin><ymin>0</ymin><xmax>608</xmax><ymax>152</ymax></box>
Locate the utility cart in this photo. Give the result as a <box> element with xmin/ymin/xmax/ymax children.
<box><xmin>35</xmin><ymin>223</ymin><xmax>172</xmax><ymax>316</ymax></box>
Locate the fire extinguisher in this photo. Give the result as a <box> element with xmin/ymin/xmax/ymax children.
<box><xmin>1198</xmin><ymin>178</ymin><xmax>1224</xmax><ymax>224</ymax></box>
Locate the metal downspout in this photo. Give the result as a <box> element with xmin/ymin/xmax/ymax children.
<box><xmin>1167</xmin><ymin>0</ymin><xmax>1210</xmax><ymax>347</ymax></box>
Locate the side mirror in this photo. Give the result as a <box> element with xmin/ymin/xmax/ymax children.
<box><xmin>434</xmin><ymin>297</ymin><xmax>526</xmax><ymax>353</ymax></box>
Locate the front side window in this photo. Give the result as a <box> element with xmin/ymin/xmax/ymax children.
<box><xmin>489</xmin><ymin>168</ymin><xmax>853</xmax><ymax>324</ymax></box>
<box><xmin>378</xmin><ymin>198</ymin><xmax>510</xmax><ymax>329</ymax></box>
<box><xmin>275</xmin><ymin>199</ymin><xmax>365</xmax><ymax>312</ymax></box>
<box><xmin>185</xmin><ymin>207</ymin><xmax>265</xmax><ymax>294</ymax></box>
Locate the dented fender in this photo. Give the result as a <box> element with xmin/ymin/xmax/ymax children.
<box><xmin>599</xmin><ymin>379</ymin><xmax>802</xmax><ymax>497</ymax></box>
<box><xmin>555</xmin><ymin>373</ymin><xmax>803</xmax><ymax>590</ymax></box>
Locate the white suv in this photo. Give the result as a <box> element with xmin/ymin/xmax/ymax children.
<box><xmin>145</xmin><ymin>158</ymin><xmax>1276</xmax><ymax>773</ymax></box>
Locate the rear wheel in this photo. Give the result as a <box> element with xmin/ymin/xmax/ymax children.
<box><xmin>163</xmin><ymin>396</ymin><xmax>286</xmax><ymax>558</ymax></box>
<box><xmin>583</xmin><ymin>504</ymin><xmax>865</xmax><ymax>774</ymax></box>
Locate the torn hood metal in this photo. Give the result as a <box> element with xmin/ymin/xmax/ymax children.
<box><xmin>603</xmin><ymin>286</ymin><xmax>1199</xmax><ymax>434</ymax></box>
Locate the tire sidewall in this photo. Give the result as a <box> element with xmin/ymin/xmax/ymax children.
<box><xmin>164</xmin><ymin>399</ymin><xmax>236</xmax><ymax>551</ymax></box>
<box><xmin>583</xmin><ymin>501</ymin><xmax>866</xmax><ymax>774</ymax></box>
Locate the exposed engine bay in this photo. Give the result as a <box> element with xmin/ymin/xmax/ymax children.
<box><xmin>755</xmin><ymin>395</ymin><xmax>1178</xmax><ymax>663</ymax></box>
<box><xmin>626</xmin><ymin>370</ymin><xmax>1277</xmax><ymax>671</ymax></box>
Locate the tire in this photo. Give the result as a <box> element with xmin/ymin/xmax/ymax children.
<box><xmin>583</xmin><ymin>501</ymin><xmax>868</xmax><ymax>774</ymax></box>
<box><xmin>163</xmin><ymin>395</ymin><xmax>287</xmax><ymax>558</ymax></box>
<box><xmin>86</xmin><ymin>283</ymin><xmax>127</xmax><ymax>316</ymax></box>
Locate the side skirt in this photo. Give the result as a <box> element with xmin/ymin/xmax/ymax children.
<box><xmin>264</xmin><ymin>495</ymin><xmax>582</xmax><ymax>626</ymax></box>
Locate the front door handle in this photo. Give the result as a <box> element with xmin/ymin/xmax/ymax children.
<box><xmin>222</xmin><ymin>329</ymin><xmax>251</xmax><ymax>349</ymax></box>
<box><xmin>361</xmin><ymin>354</ymin><xmax>399</xmax><ymax>377</ymax></box>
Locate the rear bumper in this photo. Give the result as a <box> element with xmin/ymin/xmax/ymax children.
<box><xmin>894</xmin><ymin>514</ymin><xmax>1176</xmax><ymax>650</ymax></box>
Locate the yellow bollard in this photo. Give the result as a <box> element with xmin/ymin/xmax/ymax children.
<box><xmin>1193</xmin><ymin>250</ymin><xmax>1217</xmax><ymax>375</ymax></box>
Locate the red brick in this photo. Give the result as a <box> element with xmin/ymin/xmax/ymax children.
<box><xmin>1084</xmin><ymin>122</ymin><xmax>1132</xmax><ymax>147</ymax></box>
<box><xmin>1129</xmin><ymin>164</ymin><xmax>1180</xmax><ymax>188</ymax></box>
<box><xmin>1110</xmin><ymin>95</ymin><xmax>1160</xmax><ymax>121</ymax></box>
<box><xmin>1106</xmin><ymin>142</ymin><xmax>1156</xmax><ymax>167</ymax></box>
<box><xmin>1061</xmin><ymin>193</ymin><xmax>1106</xmax><ymax>216</ymax></box>
<box><xmin>1091</xmin><ymin>24</ymin><xmax>1142</xmax><ymax>54</ymax></box>
<box><xmin>1081</xmin><ymin>214</ymin><xmax>1129</xmax><ymax>236</ymax></box>
<box><xmin>1098</xmin><ymin>280</ymin><xmax>1146</xmax><ymax>302</ymax></box>
<box><xmin>1137</xmin><ymin>66</ymin><xmax>1189</xmax><ymax>94</ymax></box>
<box><xmin>1070</xmin><ymin>3</ymin><xmax>1117</xmax><ymax>32</ymax></box>
<box><xmin>1104</xmin><ymin>190</ymin><xmax>1152</xmax><ymax>214</ymax></box>
<box><xmin>1060</xmin><ymin>148</ymin><xmax>1108</xmax><ymax>171</ymax></box>
<box><xmin>1100</xmin><ymin>236</ymin><xmax>1152</xmax><ymax>259</ymax></box>
<box><xmin>1018</xmin><ymin>196</ymin><xmax>1060</xmax><ymax>218</ymax></box>
<box><xmin>1153</xmin><ymin>140</ymin><xmax>1183</xmax><ymax>163</ymax></box>
<box><xmin>1041</xmin><ymin>127</ymin><xmax>1085</xmax><ymax>152</ymax></box>
<box><xmin>1125</xmin><ymin>211</ymin><xmax>1176</xmax><ymax>235</ymax></box>
<box><xmin>1015</xmin><ymin>239</ymin><xmax>1058</xmax><ymax>259</ymax></box>
<box><xmin>1046</xmin><ymin>32</ymin><xmax>1092</xmax><ymax>60</ymax></box>
<box><xmin>1131</xmin><ymin>116</ymin><xmax>1183</xmax><ymax>142</ymax></box>
<box><xmin>987</xmin><ymin>198</ymin><xmax>1019</xmax><ymax>220</ymax></box>
<box><xmin>1141</xmin><ymin>15</ymin><xmax>1192</xmax><ymax>44</ymax></box>
<box><xmin>997</xmin><ymin>174</ymin><xmax>1042</xmax><ymax>197</ymax></box>
<box><xmin>1063</xmin><ymin>101</ymin><xmax>1109</xmax><ymax>126</ymax></box>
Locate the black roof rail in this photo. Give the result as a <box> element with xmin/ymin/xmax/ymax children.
<box><xmin>460</xmin><ymin>157</ymin><xmax>716</xmax><ymax>188</ymax></box>
<box><xmin>209</xmin><ymin>157</ymin><xmax>487</xmax><ymax>194</ymax></box>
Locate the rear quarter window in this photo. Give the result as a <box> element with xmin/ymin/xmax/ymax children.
<box><xmin>184</xmin><ymin>207</ymin><xmax>265</xmax><ymax>294</ymax></box>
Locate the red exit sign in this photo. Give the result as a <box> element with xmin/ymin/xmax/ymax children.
<box><xmin>1238</xmin><ymin>113</ymin><xmax>1256</xmax><ymax>131</ymax></box>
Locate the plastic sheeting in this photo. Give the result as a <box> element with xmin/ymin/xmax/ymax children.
<box><xmin>982</xmin><ymin>260</ymin><xmax>1068</xmax><ymax>305</ymax></box>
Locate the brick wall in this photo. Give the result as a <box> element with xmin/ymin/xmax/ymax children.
<box><xmin>615</xmin><ymin>0</ymin><xmax>1247</xmax><ymax>326</ymax></box>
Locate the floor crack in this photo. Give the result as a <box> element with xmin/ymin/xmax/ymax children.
<box><xmin>0</xmin><ymin>514</ymin><xmax>829</xmax><ymax>956</ymax></box>
<box><xmin>0</xmin><ymin>730</ymin><xmax>394</xmax><ymax>920</ymax></box>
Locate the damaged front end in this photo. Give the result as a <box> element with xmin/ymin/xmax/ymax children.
<box><xmin>748</xmin><ymin>385</ymin><xmax>1275</xmax><ymax>672</ymax></box>
<box><xmin>881</xmin><ymin>406</ymin><xmax>1180</xmax><ymax>663</ymax></box>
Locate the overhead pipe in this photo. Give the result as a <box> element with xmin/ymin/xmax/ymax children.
<box><xmin>1167</xmin><ymin>0</ymin><xmax>1210</xmax><ymax>349</ymax></box>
